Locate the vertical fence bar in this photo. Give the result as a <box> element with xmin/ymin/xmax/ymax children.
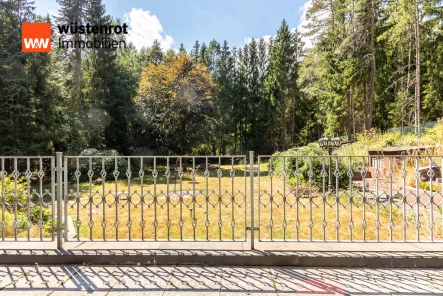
<box><xmin>231</xmin><ymin>157</ymin><xmax>235</xmax><ymax>240</ymax></box>
<box><xmin>179</xmin><ymin>157</ymin><xmax>183</xmax><ymax>241</ymax></box>
<box><xmin>258</xmin><ymin>156</ymin><xmax>261</xmax><ymax>241</ymax></box>
<box><xmin>283</xmin><ymin>157</ymin><xmax>287</xmax><ymax>241</ymax></box>
<box><xmin>335</xmin><ymin>158</ymin><xmax>340</xmax><ymax>241</ymax></box>
<box><xmin>295</xmin><ymin>157</ymin><xmax>300</xmax><ymax>241</ymax></box>
<box><xmin>362</xmin><ymin>157</ymin><xmax>367</xmax><ymax>242</ymax></box>
<box><xmin>322</xmin><ymin>157</ymin><xmax>326</xmax><ymax>241</ymax></box>
<box><xmin>192</xmin><ymin>157</ymin><xmax>196</xmax><ymax>240</ymax></box>
<box><xmin>76</xmin><ymin>158</ymin><xmax>80</xmax><ymax>241</ymax></box>
<box><xmin>166</xmin><ymin>157</ymin><xmax>171</xmax><ymax>241</ymax></box>
<box><xmin>51</xmin><ymin>157</ymin><xmax>55</xmax><ymax>241</ymax></box>
<box><xmin>375</xmin><ymin>156</ymin><xmax>380</xmax><ymax>242</ymax></box>
<box><xmin>63</xmin><ymin>156</ymin><xmax>68</xmax><ymax>242</ymax></box>
<box><xmin>388</xmin><ymin>157</ymin><xmax>393</xmax><ymax>242</ymax></box>
<box><xmin>269</xmin><ymin>157</ymin><xmax>273</xmax><ymax>241</ymax></box>
<box><xmin>308</xmin><ymin>158</ymin><xmax>313</xmax><ymax>241</ymax></box>
<box><xmin>39</xmin><ymin>157</ymin><xmax>43</xmax><ymax>241</ymax></box>
<box><xmin>153</xmin><ymin>157</ymin><xmax>157</xmax><ymax>241</ymax></box>
<box><xmin>249</xmin><ymin>151</ymin><xmax>254</xmax><ymax>250</ymax></box>
<box><xmin>26</xmin><ymin>158</ymin><xmax>31</xmax><ymax>241</ymax></box>
<box><xmin>429</xmin><ymin>157</ymin><xmax>434</xmax><ymax>242</ymax></box>
<box><xmin>402</xmin><ymin>157</ymin><xmax>407</xmax><ymax>241</ymax></box>
<box><xmin>114</xmin><ymin>157</ymin><xmax>119</xmax><ymax>241</ymax></box>
<box><xmin>218</xmin><ymin>157</ymin><xmax>222</xmax><ymax>241</ymax></box>
<box><xmin>415</xmin><ymin>157</ymin><xmax>420</xmax><ymax>241</ymax></box>
<box><xmin>244</xmin><ymin>156</ymin><xmax>247</xmax><ymax>241</ymax></box>
<box><xmin>127</xmin><ymin>157</ymin><xmax>132</xmax><ymax>241</ymax></box>
<box><xmin>13</xmin><ymin>158</ymin><xmax>18</xmax><ymax>241</ymax></box>
<box><xmin>88</xmin><ymin>158</ymin><xmax>93</xmax><ymax>241</ymax></box>
<box><xmin>1</xmin><ymin>158</ymin><xmax>4</xmax><ymax>241</ymax></box>
<box><xmin>349</xmin><ymin>157</ymin><xmax>353</xmax><ymax>241</ymax></box>
<box><xmin>56</xmin><ymin>152</ymin><xmax>63</xmax><ymax>249</ymax></box>
<box><xmin>140</xmin><ymin>157</ymin><xmax>144</xmax><ymax>240</ymax></box>
<box><xmin>102</xmin><ymin>158</ymin><xmax>106</xmax><ymax>240</ymax></box>
<box><xmin>205</xmin><ymin>157</ymin><xmax>209</xmax><ymax>241</ymax></box>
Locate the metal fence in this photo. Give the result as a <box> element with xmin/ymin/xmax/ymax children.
<box><xmin>0</xmin><ymin>152</ymin><xmax>443</xmax><ymax>248</ymax></box>
<box><xmin>0</xmin><ymin>156</ymin><xmax>56</xmax><ymax>241</ymax></box>
<box><xmin>63</xmin><ymin>155</ymin><xmax>247</xmax><ymax>242</ymax></box>
<box><xmin>258</xmin><ymin>154</ymin><xmax>443</xmax><ymax>242</ymax></box>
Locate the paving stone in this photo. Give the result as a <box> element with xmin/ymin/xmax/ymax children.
<box><xmin>59</xmin><ymin>265</ymin><xmax>124</xmax><ymax>292</ymax></box>
<box><xmin>219</xmin><ymin>266</ymin><xmax>276</xmax><ymax>296</ymax></box>
<box><xmin>0</xmin><ymin>265</ymin><xmax>83</xmax><ymax>296</ymax></box>
<box><xmin>163</xmin><ymin>266</ymin><xmax>221</xmax><ymax>296</ymax></box>
<box><xmin>271</xmin><ymin>267</ymin><xmax>351</xmax><ymax>295</ymax></box>
<box><xmin>50</xmin><ymin>291</ymin><xmax>109</xmax><ymax>296</ymax></box>
<box><xmin>111</xmin><ymin>265</ymin><xmax>174</xmax><ymax>295</ymax></box>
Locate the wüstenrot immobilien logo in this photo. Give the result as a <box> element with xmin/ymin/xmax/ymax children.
<box><xmin>22</xmin><ymin>23</ymin><xmax>51</xmax><ymax>52</ymax></box>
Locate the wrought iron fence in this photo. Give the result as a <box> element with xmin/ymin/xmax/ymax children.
<box><xmin>63</xmin><ymin>155</ymin><xmax>247</xmax><ymax>242</ymax></box>
<box><xmin>257</xmin><ymin>154</ymin><xmax>443</xmax><ymax>242</ymax></box>
<box><xmin>1</xmin><ymin>152</ymin><xmax>443</xmax><ymax>248</ymax></box>
<box><xmin>0</xmin><ymin>156</ymin><xmax>55</xmax><ymax>241</ymax></box>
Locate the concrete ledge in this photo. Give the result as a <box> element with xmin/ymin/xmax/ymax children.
<box><xmin>2</xmin><ymin>252</ymin><xmax>443</xmax><ymax>267</ymax></box>
<box><xmin>1</xmin><ymin>241</ymin><xmax>442</xmax><ymax>267</ymax></box>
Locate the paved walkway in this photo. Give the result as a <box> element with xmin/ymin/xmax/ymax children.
<box><xmin>0</xmin><ymin>265</ymin><xmax>442</xmax><ymax>295</ymax></box>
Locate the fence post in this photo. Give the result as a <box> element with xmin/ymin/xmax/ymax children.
<box><xmin>56</xmin><ymin>152</ymin><xmax>63</xmax><ymax>250</ymax></box>
<box><xmin>249</xmin><ymin>151</ymin><xmax>255</xmax><ymax>250</ymax></box>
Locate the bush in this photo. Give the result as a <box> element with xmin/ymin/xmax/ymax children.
<box><xmin>68</xmin><ymin>149</ymin><xmax>128</xmax><ymax>182</ymax></box>
<box><xmin>271</xmin><ymin>143</ymin><xmax>350</xmax><ymax>187</ymax></box>
<box><xmin>1</xmin><ymin>175</ymin><xmax>27</xmax><ymax>205</ymax></box>
<box><xmin>30</xmin><ymin>205</ymin><xmax>52</xmax><ymax>224</ymax></box>
<box><xmin>419</xmin><ymin>182</ymin><xmax>439</xmax><ymax>191</ymax></box>
<box><xmin>4</xmin><ymin>211</ymin><xmax>27</xmax><ymax>231</ymax></box>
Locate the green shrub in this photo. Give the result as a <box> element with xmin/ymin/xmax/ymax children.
<box><xmin>30</xmin><ymin>206</ymin><xmax>52</xmax><ymax>224</ymax></box>
<box><xmin>4</xmin><ymin>211</ymin><xmax>27</xmax><ymax>230</ymax></box>
<box><xmin>271</xmin><ymin>143</ymin><xmax>350</xmax><ymax>187</ymax></box>
<box><xmin>68</xmin><ymin>149</ymin><xmax>128</xmax><ymax>182</ymax></box>
<box><xmin>417</xmin><ymin>182</ymin><xmax>440</xmax><ymax>192</ymax></box>
<box><xmin>1</xmin><ymin>176</ymin><xmax>27</xmax><ymax>205</ymax></box>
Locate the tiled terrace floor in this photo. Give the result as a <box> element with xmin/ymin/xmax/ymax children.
<box><xmin>0</xmin><ymin>264</ymin><xmax>442</xmax><ymax>295</ymax></box>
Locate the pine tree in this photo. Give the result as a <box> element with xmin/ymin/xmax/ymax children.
<box><xmin>56</xmin><ymin>0</ymin><xmax>86</xmax><ymax>102</ymax></box>
<box><xmin>179</xmin><ymin>43</ymin><xmax>186</xmax><ymax>55</ymax></box>
<box><xmin>199</xmin><ymin>42</ymin><xmax>209</xmax><ymax>66</ymax></box>
<box><xmin>149</xmin><ymin>39</ymin><xmax>163</xmax><ymax>65</ymax></box>
<box><xmin>191</xmin><ymin>40</ymin><xmax>200</xmax><ymax>63</ymax></box>
<box><xmin>265</xmin><ymin>20</ymin><xmax>296</xmax><ymax>151</ymax></box>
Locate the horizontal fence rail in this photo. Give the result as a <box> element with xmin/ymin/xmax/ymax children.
<box><xmin>63</xmin><ymin>155</ymin><xmax>247</xmax><ymax>241</ymax></box>
<box><xmin>0</xmin><ymin>156</ymin><xmax>55</xmax><ymax>241</ymax></box>
<box><xmin>257</xmin><ymin>154</ymin><xmax>443</xmax><ymax>242</ymax></box>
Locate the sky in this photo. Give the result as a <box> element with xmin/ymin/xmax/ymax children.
<box><xmin>34</xmin><ymin>0</ymin><xmax>310</xmax><ymax>51</ymax></box>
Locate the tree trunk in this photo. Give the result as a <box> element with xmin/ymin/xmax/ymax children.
<box><xmin>415</xmin><ymin>0</ymin><xmax>421</xmax><ymax>137</ymax></box>
<box><xmin>367</xmin><ymin>0</ymin><xmax>376</xmax><ymax>131</ymax></box>
<box><xmin>349</xmin><ymin>86</ymin><xmax>355</xmax><ymax>142</ymax></box>
<box><xmin>281</xmin><ymin>109</ymin><xmax>286</xmax><ymax>151</ymax></box>
<box><xmin>364</xmin><ymin>82</ymin><xmax>368</xmax><ymax>130</ymax></box>
<box><xmin>292</xmin><ymin>97</ymin><xmax>296</xmax><ymax>146</ymax></box>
